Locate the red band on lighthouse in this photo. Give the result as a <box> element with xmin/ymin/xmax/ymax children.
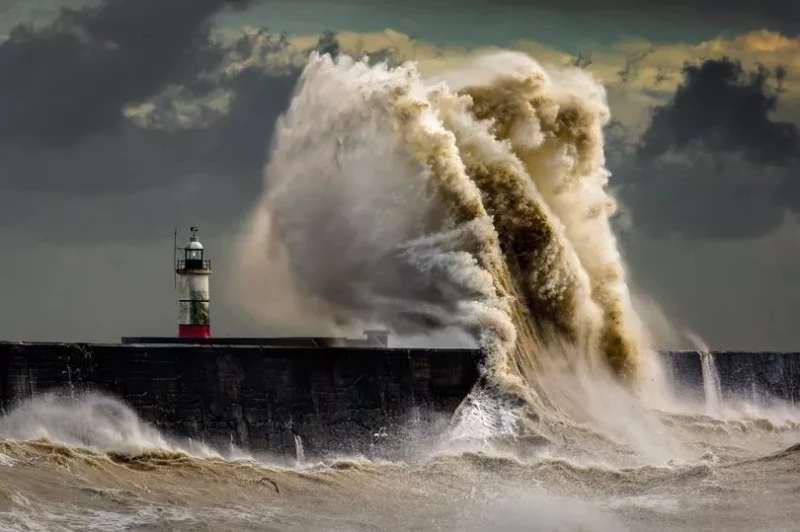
<box><xmin>178</xmin><ymin>324</ymin><xmax>211</xmax><ymax>339</ymax></box>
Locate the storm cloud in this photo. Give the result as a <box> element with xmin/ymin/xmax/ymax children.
<box><xmin>0</xmin><ymin>0</ymin><xmax>327</xmax><ymax>243</ymax></box>
<box><xmin>638</xmin><ymin>59</ymin><xmax>797</xmax><ymax>165</ymax></box>
<box><xmin>614</xmin><ymin>57</ymin><xmax>800</xmax><ymax>240</ymax></box>
<box><xmin>0</xmin><ymin>0</ymin><xmax>254</xmax><ymax>147</ymax></box>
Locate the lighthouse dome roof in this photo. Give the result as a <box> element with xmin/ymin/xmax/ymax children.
<box><xmin>187</xmin><ymin>239</ymin><xmax>204</xmax><ymax>250</ymax></box>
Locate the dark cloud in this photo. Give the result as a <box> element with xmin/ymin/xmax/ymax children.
<box><xmin>0</xmin><ymin>0</ymin><xmax>333</xmax><ymax>243</ymax></box>
<box><xmin>316</xmin><ymin>30</ymin><xmax>340</xmax><ymax>58</ymax></box>
<box><xmin>0</xmin><ymin>59</ymin><xmax>302</xmax><ymax>232</ymax></box>
<box><xmin>613</xmin><ymin>57</ymin><xmax>800</xmax><ymax>240</ymax></box>
<box><xmin>0</xmin><ymin>61</ymin><xmax>301</xmax><ymax>241</ymax></box>
<box><xmin>0</xmin><ymin>0</ymin><xmax>253</xmax><ymax>147</ymax></box>
<box><xmin>638</xmin><ymin>59</ymin><xmax>797</xmax><ymax>165</ymax></box>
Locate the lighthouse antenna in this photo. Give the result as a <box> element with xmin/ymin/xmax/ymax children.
<box><xmin>173</xmin><ymin>228</ymin><xmax>178</xmax><ymax>290</ymax></box>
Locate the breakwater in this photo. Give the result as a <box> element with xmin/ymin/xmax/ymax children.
<box><xmin>1</xmin><ymin>343</ymin><xmax>799</xmax><ymax>459</ymax></box>
<box><xmin>0</xmin><ymin>340</ymin><xmax>481</xmax><ymax>460</ymax></box>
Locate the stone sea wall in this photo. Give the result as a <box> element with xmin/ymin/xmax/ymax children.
<box><xmin>1</xmin><ymin>344</ymin><xmax>798</xmax><ymax>459</ymax></box>
<box><xmin>0</xmin><ymin>342</ymin><xmax>482</xmax><ymax>460</ymax></box>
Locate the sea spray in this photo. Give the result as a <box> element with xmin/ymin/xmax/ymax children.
<box><xmin>236</xmin><ymin>54</ymin><xmax>512</xmax><ymax>349</ymax></box>
<box><xmin>0</xmin><ymin>392</ymin><xmax>219</xmax><ymax>458</ymax></box>
<box><xmin>234</xmin><ymin>51</ymin><xmax>651</xmax><ymax>449</ymax></box>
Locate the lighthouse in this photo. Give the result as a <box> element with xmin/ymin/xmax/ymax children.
<box><xmin>175</xmin><ymin>226</ymin><xmax>212</xmax><ymax>339</ymax></box>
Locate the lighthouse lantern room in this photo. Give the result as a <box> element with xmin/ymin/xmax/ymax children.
<box><xmin>175</xmin><ymin>226</ymin><xmax>212</xmax><ymax>339</ymax></box>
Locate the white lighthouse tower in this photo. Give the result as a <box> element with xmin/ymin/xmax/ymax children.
<box><xmin>175</xmin><ymin>226</ymin><xmax>211</xmax><ymax>339</ymax></box>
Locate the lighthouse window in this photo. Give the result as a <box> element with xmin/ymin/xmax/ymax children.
<box><xmin>187</xmin><ymin>249</ymin><xmax>202</xmax><ymax>260</ymax></box>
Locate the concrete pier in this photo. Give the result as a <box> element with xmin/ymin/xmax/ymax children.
<box><xmin>1</xmin><ymin>343</ymin><xmax>798</xmax><ymax>458</ymax></box>
<box><xmin>0</xmin><ymin>341</ymin><xmax>482</xmax><ymax>459</ymax></box>
<box><xmin>660</xmin><ymin>351</ymin><xmax>800</xmax><ymax>405</ymax></box>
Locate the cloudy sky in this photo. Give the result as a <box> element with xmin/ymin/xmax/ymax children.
<box><xmin>1</xmin><ymin>0</ymin><xmax>798</xmax><ymax>350</ymax></box>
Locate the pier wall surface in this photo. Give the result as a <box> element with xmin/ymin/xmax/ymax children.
<box><xmin>2</xmin><ymin>344</ymin><xmax>799</xmax><ymax>459</ymax></box>
<box><xmin>659</xmin><ymin>351</ymin><xmax>800</xmax><ymax>405</ymax></box>
<box><xmin>0</xmin><ymin>341</ymin><xmax>482</xmax><ymax>460</ymax></box>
